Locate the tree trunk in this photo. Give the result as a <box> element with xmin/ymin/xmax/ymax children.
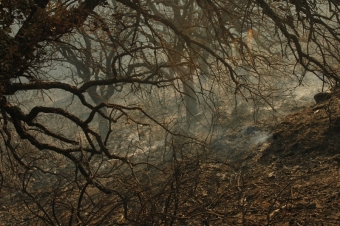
<box><xmin>87</xmin><ymin>87</ymin><xmax>110</xmax><ymax>139</ymax></box>
<box><xmin>183</xmin><ymin>75</ymin><xmax>199</xmax><ymax>125</ymax></box>
<box><xmin>98</xmin><ymin>110</ymin><xmax>109</xmax><ymax>139</ymax></box>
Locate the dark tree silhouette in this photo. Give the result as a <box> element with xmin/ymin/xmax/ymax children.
<box><xmin>1</xmin><ymin>0</ymin><xmax>340</xmax><ymax>225</ymax></box>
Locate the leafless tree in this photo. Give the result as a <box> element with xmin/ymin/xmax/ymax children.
<box><xmin>1</xmin><ymin>0</ymin><xmax>340</xmax><ymax>225</ymax></box>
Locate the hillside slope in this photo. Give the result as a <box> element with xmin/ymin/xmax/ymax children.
<box><xmin>235</xmin><ymin>88</ymin><xmax>340</xmax><ymax>225</ymax></box>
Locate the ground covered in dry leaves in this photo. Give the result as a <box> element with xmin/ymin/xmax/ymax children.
<box><xmin>2</xmin><ymin>89</ymin><xmax>340</xmax><ymax>225</ymax></box>
<box><xmin>229</xmin><ymin>88</ymin><xmax>340</xmax><ymax>225</ymax></box>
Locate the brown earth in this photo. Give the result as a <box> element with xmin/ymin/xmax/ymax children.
<box><xmin>2</xmin><ymin>90</ymin><xmax>340</xmax><ymax>225</ymax></box>
<box><xmin>228</xmin><ymin>88</ymin><xmax>340</xmax><ymax>225</ymax></box>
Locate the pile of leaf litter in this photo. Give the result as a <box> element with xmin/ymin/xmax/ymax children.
<box><xmin>225</xmin><ymin>87</ymin><xmax>340</xmax><ymax>225</ymax></box>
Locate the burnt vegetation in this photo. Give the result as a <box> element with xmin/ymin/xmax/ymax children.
<box><xmin>1</xmin><ymin>0</ymin><xmax>340</xmax><ymax>225</ymax></box>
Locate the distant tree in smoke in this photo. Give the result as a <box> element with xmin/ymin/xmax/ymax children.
<box><xmin>1</xmin><ymin>0</ymin><xmax>340</xmax><ymax>224</ymax></box>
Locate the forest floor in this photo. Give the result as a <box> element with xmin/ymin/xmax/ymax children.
<box><xmin>2</xmin><ymin>82</ymin><xmax>340</xmax><ymax>225</ymax></box>
<box><xmin>224</xmin><ymin>87</ymin><xmax>340</xmax><ymax>225</ymax></box>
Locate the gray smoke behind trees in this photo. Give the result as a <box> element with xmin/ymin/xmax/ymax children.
<box><xmin>1</xmin><ymin>0</ymin><xmax>339</xmax><ymax>224</ymax></box>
